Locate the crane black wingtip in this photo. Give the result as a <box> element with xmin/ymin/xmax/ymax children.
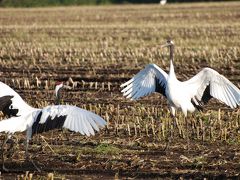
<box><xmin>0</xmin><ymin>95</ymin><xmax>19</xmax><ymax>117</ymax></box>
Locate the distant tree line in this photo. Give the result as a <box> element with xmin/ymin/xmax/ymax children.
<box><xmin>0</xmin><ymin>0</ymin><xmax>237</xmax><ymax>7</ymax></box>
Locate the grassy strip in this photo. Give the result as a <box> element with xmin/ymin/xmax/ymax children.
<box><xmin>0</xmin><ymin>0</ymin><xmax>112</xmax><ymax>7</ymax></box>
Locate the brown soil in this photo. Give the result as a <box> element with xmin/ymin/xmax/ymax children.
<box><xmin>0</xmin><ymin>2</ymin><xmax>240</xmax><ymax>179</ymax></box>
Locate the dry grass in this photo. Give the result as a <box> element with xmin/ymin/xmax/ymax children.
<box><xmin>0</xmin><ymin>1</ymin><xmax>240</xmax><ymax>178</ymax></box>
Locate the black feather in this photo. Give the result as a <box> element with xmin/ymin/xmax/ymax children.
<box><xmin>0</xmin><ymin>95</ymin><xmax>19</xmax><ymax>117</ymax></box>
<box><xmin>191</xmin><ymin>98</ymin><xmax>203</xmax><ymax>112</ymax></box>
<box><xmin>201</xmin><ymin>85</ymin><xmax>212</xmax><ymax>104</ymax></box>
<box><xmin>31</xmin><ymin>111</ymin><xmax>67</xmax><ymax>136</ymax></box>
<box><xmin>155</xmin><ymin>77</ymin><xmax>166</xmax><ymax>97</ymax></box>
<box><xmin>190</xmin><ymin>85</ymin><xmax>212</xmax><ymax>112</ymax></box>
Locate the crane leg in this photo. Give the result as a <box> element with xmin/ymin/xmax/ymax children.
<box><xmin>1</xmin><ymin>134</ymin><xmax>9</xmax><ymax>172</ymax></box>
<box><xmin>164</xmin><ymin>107</ymin><xmax>177</xmax><ymax>151</ymax></box>
<box><xmin>185</xmin><ymin>116</ymin><xmax>189</xmax><ymax>151</ymax></box>
<box><xmin>163</xmin><ymin>115</ymin><xmax>176</xmax><ymax>151</ymax></box>
<box><xmin>25</xmin><ymin>139</ymin><xmax>41</xmax><ymax>172</ymax></box>
<box><xmin>6</xmin><ymin>138</ymin><xmax>15</xmax><ymax>161</ymax></box>
<box><xmin>25</xmin><ymin>139</ymin><xmax>29</xmax><ymax>160</ymax></box>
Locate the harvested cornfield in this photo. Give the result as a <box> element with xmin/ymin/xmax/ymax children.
<box><xmin>0</xmin><ymin>2</ymin><xmax>240</xmax><ymax>179</ymax></box>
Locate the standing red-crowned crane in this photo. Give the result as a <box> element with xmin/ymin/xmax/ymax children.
<box><xmin>121</xmin><ymin>39</ymin><xmax>240</xmax><ymax>116</ymax></box>
<box><xmin>0</xmin><ymin>81</ymin><xmax>106</xmax><ymax>171</ymax></box>
<box><xmin>121</xmin><ymin>40</ymin><xmax>240</xmax><ymax>147</ymax></box>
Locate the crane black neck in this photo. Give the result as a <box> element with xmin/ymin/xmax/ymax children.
<box><xmin>55</xmin><ymin>88</ymin><xmax>62</xmax><ymax>105</ymax></box>
<box><xmin>169</xmin><ymin>44</ymin><xmax>174</xmax><ymax>62</ymax></box>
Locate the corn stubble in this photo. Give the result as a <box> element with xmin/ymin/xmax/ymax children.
<box><xmin>0</xmin><ymin>2</ymin><xmax>239</xmax><ymax>178</ymax></box>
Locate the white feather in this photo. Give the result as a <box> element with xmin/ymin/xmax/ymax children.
<box><xmin>0</xmin><ymin>81</ymin><xmax>37</xmax><ymax>116</ymax></box>
<box><xmin>184</xmin><ymin>68</ymin><xmax>240</xmax><ymax>108</ymax></box>
<box><xmin>121</xmin><ymin>64</ymin><xmax>240</xmax><ymax>116</ymax></box>
<box><xmin>121</xmin><ymin>64</ymin><xmax>168</xmax><ymax>100</ymax></box>
<box><xmin>34</xmin><ymin>105</ymin><xmax>106</xmax><ymax>137</ymax></box>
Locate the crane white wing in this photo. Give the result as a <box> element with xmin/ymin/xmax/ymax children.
<box><xmin>31</xmin><ymin>105</ymin><xmax>106</xmax><ymax>137</ymax></box>
<box><xmin>121</xmin><ymin>64</ymin><xmax>168</xmax><ymax>100</ymax></box>
<box><xmin>0</xmin><ymin>81</ymin><xmax>20</xmax><ymax>98</ymax></box>
<box><xmin>183</xmin><ymin>68</ymin><xmax>240</xmax><ymax>108</ymax></box>
<box><xmin>0</xmin><ymin>81</ymin><xmax>34</xmax><ymax>116</ymax></box>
